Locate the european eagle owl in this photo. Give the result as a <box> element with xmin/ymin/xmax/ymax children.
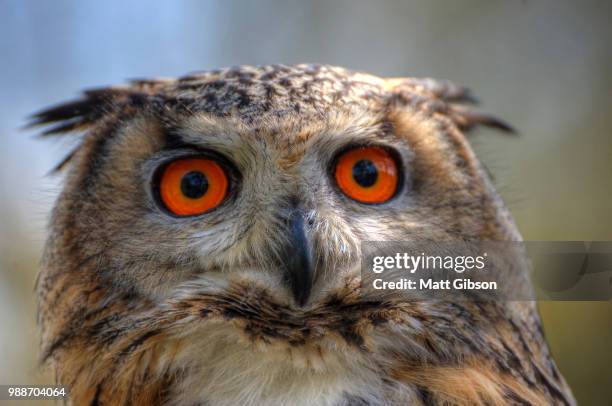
<box><xmin>32</xmin><ymin>64</ymin><xmax>575</xmax><ymax>405</ymax></box>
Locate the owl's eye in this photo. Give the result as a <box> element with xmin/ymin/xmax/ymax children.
<box><xmin>158</xmin><ymin>158</ymin><xmax>228</xmax><ymax>216</ymax></box>
<box><xmin>334</xmin><ymin>146</ymin><xmax>399</xmax><ymax>204</ymax></box>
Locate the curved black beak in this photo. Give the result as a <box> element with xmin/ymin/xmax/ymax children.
<box><xmin>280</xmin><ymin>210</ymin><xmax>314</xmax><ymax>306</ymax></box>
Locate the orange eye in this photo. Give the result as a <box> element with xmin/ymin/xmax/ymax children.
<box><xmin>334</xmin><ymin>146</ymin><xmax>399</xmax><ymax>204</ymax></box>
<box><xmin>159</xmin><ymin>158</ymin><xmax>228</xmax><ymax>216</ymax></box>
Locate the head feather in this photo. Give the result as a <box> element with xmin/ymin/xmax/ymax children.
<box><xmin>386</xmin><ymin>77</ymin><xmax>516</xmax><ymax>134</ymax></box>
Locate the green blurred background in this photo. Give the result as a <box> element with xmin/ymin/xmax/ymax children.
<box><xmin>0</xmin><ymin>1</ymin><xmax>610</xmax><ymax>404</ymax></box>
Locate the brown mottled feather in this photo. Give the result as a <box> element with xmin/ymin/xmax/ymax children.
<box><xmin>34</xmin><ymin>64</ymin><xmax>573</xmax><ymax>405</ymax></box>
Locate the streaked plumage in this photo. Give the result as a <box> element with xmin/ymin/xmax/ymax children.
<box><xmin>33</xmin><ymin>64</ymin><xmax>574</xmax><ymax>405</ymax></box>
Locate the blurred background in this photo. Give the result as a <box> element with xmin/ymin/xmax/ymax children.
<box><xmin>0</xmin><ymin>0</ymin><xmax>610</xmax><ymax>404</ymax></box>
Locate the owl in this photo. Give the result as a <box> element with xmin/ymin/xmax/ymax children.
<box><xmin>32</xmin><ymin>64</ymin><xmax>575</xmax><ymax>405</ymax></box>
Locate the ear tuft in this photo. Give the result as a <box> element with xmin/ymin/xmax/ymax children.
<box><xmin>385</xmin><ymin>77</ymin><xmax>516</xmax><ymax>135</ymax></box>
<box><xmin>26</xmin><ymin>80</ymin><xmax>167</xmax><ymax>173</ymax></box>
<box><xmin>447</xmin><ymin>104</ymin><xmax>516</xmax><ymax>134</ymax></box>
<box><xmin>26</xmin><ymin>87</ymin><xmax>133</xmax><ymax>136</ymax></box>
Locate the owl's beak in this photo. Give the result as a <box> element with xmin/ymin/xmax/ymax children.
<box><xmin>281</xmin><ymin>209</ymin><xmax>314</xmax><ymax>307</ymax></box>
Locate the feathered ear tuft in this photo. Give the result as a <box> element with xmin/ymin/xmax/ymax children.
<box><xmin>26</xmin><ymin>76</ymin><xmax>172</xmax><ymax>137</ymax></box>
<box><xmin>26</xmin><ymin>87</ymin><xmax>135</xmax><ymax>137</ymax></box>
<box><xmin>446</xmin><ymin>103</ymin><xmax>516</xmax><ymax>133</ymax></box>
<box><xmin>385</xmin><ymin>77</ymin><xmax>516</xmax><ymax>135</ymax></box>
<box><xmin>26</xmin><ymin>81</ymin><xmax>164</xmax><ymax>172</ymax></box>
<box><xmin>25</xmin><ymin>88</ymin><xmax>130</xmax><ymax>173</ymax></box>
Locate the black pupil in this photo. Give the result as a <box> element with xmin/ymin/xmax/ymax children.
<box><xmin>352</xmin><ymin>159</ymin><xmax>378</xmax><ymax>187</ymax></box>
<box><xmin>181</xmin><ymin>171</ymin><xmax>209</xmax><ymax>199</ymax></box>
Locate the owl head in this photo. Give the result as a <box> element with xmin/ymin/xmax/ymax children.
<box><xmin>34</xmin><ymin>64</ymin><xmax>514</xmax><ymax>305</ymax></box>
<box><xmin>32</xmin><ymin>65</ymin><xmax>553</xmax><ymax>405</ymax></box>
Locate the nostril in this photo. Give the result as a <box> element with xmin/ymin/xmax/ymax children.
<box><xmin>306</xmin><ymin>214</ymin><xmax>315</xmax><ymax>227</ymax></box>
<box><xmin>286</xmin><ymin>195</ymin><xmax>300</xmax><ymax>208</ymax></box>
